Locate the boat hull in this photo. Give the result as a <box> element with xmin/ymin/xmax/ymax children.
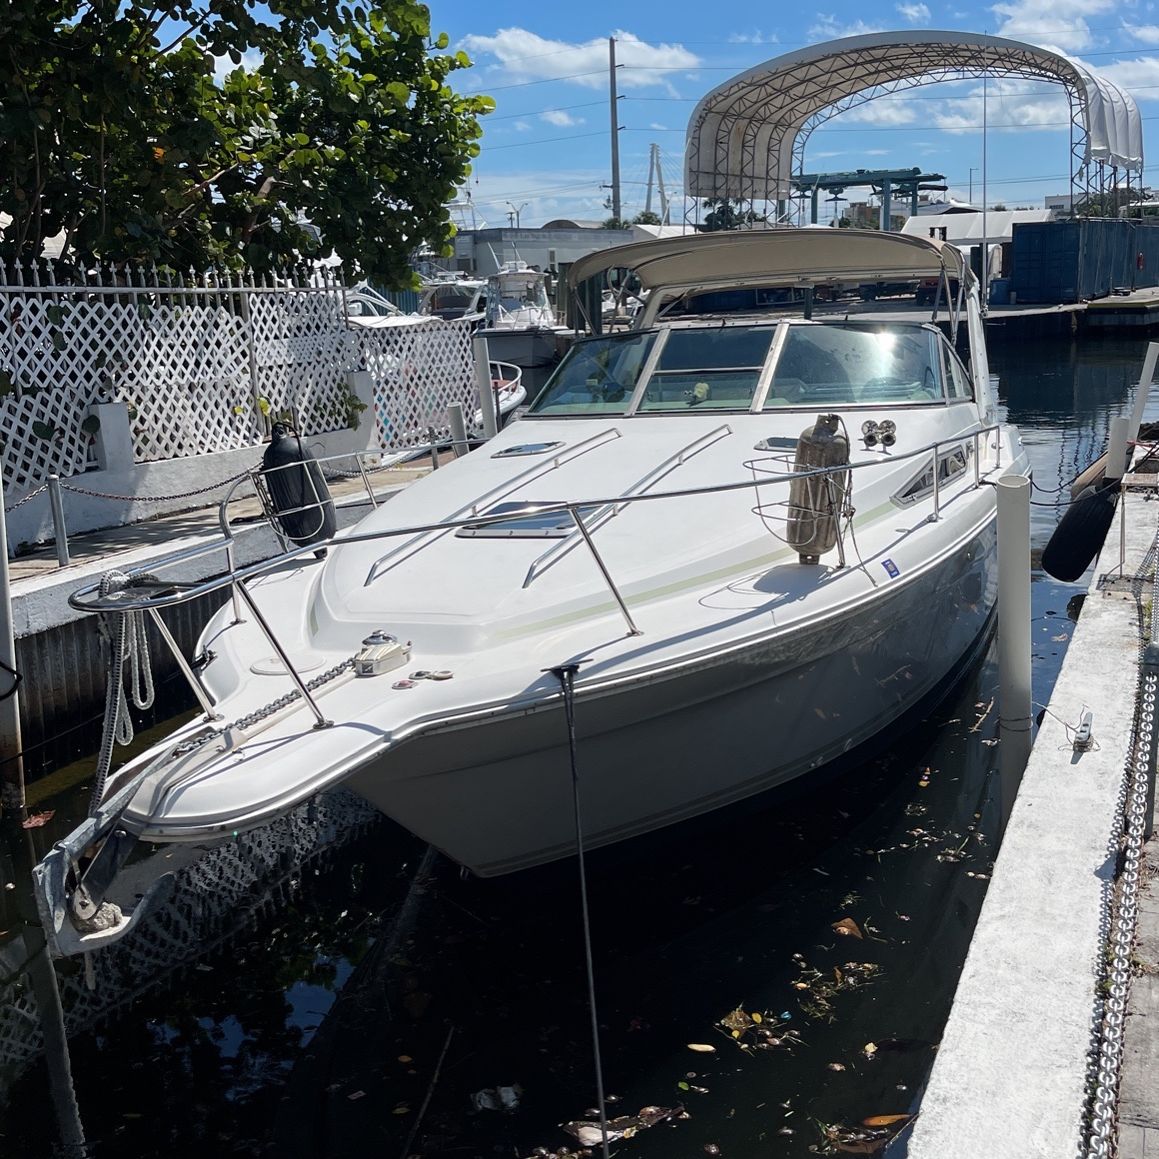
<box><xmin>479</xmin><ymin>327</ymin><xmax>567</xmax><ymax>369</ymax></box>
<box><xmin>346</xmin><ymin>521</ymin><xmax>996</xmax><ymax>875</ymax></box>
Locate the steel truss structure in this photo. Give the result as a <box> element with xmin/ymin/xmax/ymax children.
<box><xmin>684</xmin><ymin>33</ymin><xmax>1143</xmax><ymax>226</ymax></box>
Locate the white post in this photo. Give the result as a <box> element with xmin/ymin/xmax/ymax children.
<box><xmin>1128</xmin><ymin>340</ymin><xmax>1159</xmax><ymax>441</ymax></box>
<box><xmin>473</xmin><ymin>335</ymin><xmax>498</xmax><ymax>439</ymax></box>
<box><xmin>47</xmin><ymin>475</ymin><xmax>70</xmax><ymax>567</ymax></box>
<box><xmin>1106</xmin><ymin>416</ymin><xmax>1131</xmax><ymax>481</ymax></box>
<box><xmin>0</xmin><ymin>471</ymin><xmax>25</xmax><ymax>813</ymax></box>
<box><xmin>448</xmin><ymin>402</ymin><xmax>469</xmax><ymax>457</ymax></box>
<box><xmin>997</xmin><ymin>475</ymin><xmax>1033</xmax><ymax>786</ymax></box>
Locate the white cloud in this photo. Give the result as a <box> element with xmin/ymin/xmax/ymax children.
<box><xmin>864</xmin><ymin>148</ymin><xmax>892</xmax><ymax>155</ymax></box>
<box><xmin>463</xmin><ymin>166</ymin><xmax>688</xmax><ymax>229</ymax></box>
<box><xmin>932</xmin><ymin>77</ymin><xmax>1069</xmax><ymax>132</ymax></box>
<box><xmin>727</xmin><ymin>30</ymin><xmax>780</xmax><ymax>44</ymax></box>
<box><xmin>1121</xmin><ymin>22</ymin><xmax>1159</xmax><ymax>43</ymax></box>
<box><xmin>513</xmin><ymin>120</ymin><xmax>532</xmax><ymax>132</ymax></box>
<box><xmin>541</xmin><ymin>109</ymin><xmax>583</xmax><ymax>127</ymax></box>
<box><xmin>896</xmin><ymin>2</ymin><xmax>932</xmax><ymax>22</ymax></box>
<box><xmin>459</xmin><ymin>27</ymin><xmax>700</xmax><ymax>90</ymax></box>
<box><xmin>649</xmin><ymin>122</ymin><xmax>669</xmax><ymax>131</ymax></box>
<box><xmin>989</xmin><ymin>0</ymin><xmax>1118</xmax><ymax>52</ymax></box>
<box><xmin>831</xmin><ymin>99</ymin><xmax>919</xmax><ymax>126</ymax></box>
<box><xmin>1096</xmin><ymin>54</ymin><xmax>1159</xmax><ymax>93</ymax></box>
<box><xmin>808</xmin><ymin>15</ymin><xmax>886</xmax><ymax>38</ymax></box>
<box><xmin>213</xmin><ymin>50</ymin><xmax>263</xmax><ymax>84</ymax></box>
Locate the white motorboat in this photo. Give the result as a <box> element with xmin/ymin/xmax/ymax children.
<box><xmin>478</xmin><ymin>262</ymin><xmax>570</xmax><ymax>370</ymax></box>
<box><xmin>38</xmin><ymin>229</ymin><xmax>1027</xmax><ymax>952</ymax></box>
<box><xmin>473</xmin><ymin>359</ymin><xmax>526</xmax><ymax>428</ymax></box>
<box><xmin>418</xmin><ymin>275</ymin><xmax>487</xmax><ymax>323</ymax></box>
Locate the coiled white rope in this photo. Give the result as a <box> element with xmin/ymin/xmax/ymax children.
<box><xmin>89</xmin><ymin>571</ymin><xmax>156</xmax><ymax>815</ymax></box>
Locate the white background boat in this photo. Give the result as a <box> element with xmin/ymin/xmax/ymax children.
<box><xmin>42</xmin><ymin>230</ymin><xmax>1028</xmax><ymax>949</ymax></box>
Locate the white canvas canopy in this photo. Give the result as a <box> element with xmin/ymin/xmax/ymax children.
<box><xmin>685</xmin><ymin>31</ymin><xmax>1144</xmax><ymax>201</ymax></box>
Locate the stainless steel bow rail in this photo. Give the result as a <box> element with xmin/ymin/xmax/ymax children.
<box><xmin>36</xmin><ymin>423</ymin><xmax>1007</xmax><ymax>957</ymax></box>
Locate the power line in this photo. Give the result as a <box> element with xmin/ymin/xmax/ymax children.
<box><xmin>482</xmin><ymin>129</ymin><xmax>610</xmax><ymax>152</ymax></box>
<box><xmin>486</xmin><ymin>100</ymin><xmax>606</xmax><ymax>123</ymax></box>
<box><xmin>459</xmin><ymin>69</ymin><xmax>606</xmax><ymax>95</ymax></box>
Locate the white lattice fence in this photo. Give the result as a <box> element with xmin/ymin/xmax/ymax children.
<box><xmin>0</xmin><ymin>264</ymin><xmax>375</xmax><ymax>503</ymax></box>
<box><xmin>250</xmin><ymin>284</ymin><xmax>356</xmax><ymax>435</ymax></box>
<box><xmin>358</xmin><ymin>318</ymin><xmax>477</xmax><ymax>451</ymax></box>
<box><xmin>0</xmin><ymin>295</ymin><xmax>109</xmax><ymax>492</ymax></box>
<box><xmin>123</xmin><ymin>301</ymin><xmax>258</xmax><ymax>461</ymax></box>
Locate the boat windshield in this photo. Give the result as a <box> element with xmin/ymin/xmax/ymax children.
<box><xmin>529</xmin><ymin>331</ymin><xmax>658</xmax><ymax>415</ymax></box>
<box><xmin>766</xmin><ymin>324</ymin><xmax>942</xmax><ymax>408</ymax></box>
<box><xmin>636</xmin><ymin>325</ymin><xmax>775</xmax><ymax>412</ymax></box>
<box><xmin>495</xmin><ymin>275</ymin><xmax>549</xmax><ymax>311</ymax></box>
<box><xmin>424</xmin><ymin>287</ymin><xmax>480</xmax><ymax>319</ymax></box>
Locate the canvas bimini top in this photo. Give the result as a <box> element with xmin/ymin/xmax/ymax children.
<box><xmin>567</xmin><ymin>229</ymin><xmax>968</xmax><ymax>297</ymax></box>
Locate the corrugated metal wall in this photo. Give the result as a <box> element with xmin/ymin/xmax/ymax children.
<box><xmin>1012</xmin><ymin>220</ymin><xmax>1159</xmax><ymax>303</ymax></box>
<box><xmin>13</xmin><ymin>595</ymin><xmax>220</xmax><ymax>780</ymax></box>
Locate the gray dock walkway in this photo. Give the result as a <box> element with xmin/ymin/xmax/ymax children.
<box><xmin>7</xmin><ymin>463</ymin><xmax>429</xmax><ymax>636</ymax></box>
<box><xmin>910</xmin><ymin>461</ymin><xmax>1159</xmax><ymax>1158</ymax></box>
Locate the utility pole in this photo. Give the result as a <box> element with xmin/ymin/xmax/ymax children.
<box><xmin>969</xmin><ymin>167</ymin><xmax>977</xmax><ymax>204</ymax></box>
<box><xmin>608</xmin><ymin>37</ymin><xmax>621</xmax><ymax>224</ymax></box>
<box><xmin>0</xmin><ymin>470</ymin><xmax>25</xmax><ymax>815</ymax></box>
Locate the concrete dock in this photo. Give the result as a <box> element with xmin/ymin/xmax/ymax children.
<box><xmin>910</xmin><ymin>454</ymin><xmax>1159</xmax><ymax>1158</ymax></box>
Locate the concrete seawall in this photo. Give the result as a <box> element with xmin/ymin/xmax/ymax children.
<box><xmin>910</xmin><ymin>461</ymin><xmax>1156</xmax><ymax>1157</ymax></box>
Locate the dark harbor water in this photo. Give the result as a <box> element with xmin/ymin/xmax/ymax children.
<box><xmin>0</xmin><ymin>332</ymin><xmax>1154</xmax><ymax>1158</ymax></box>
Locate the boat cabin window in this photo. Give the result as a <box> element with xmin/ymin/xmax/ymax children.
<box><xmin>765</xmin><ymin>324</ymin><xmax>942</xmax><ymax>408</ymax></box>
<box><xmin>941</xmin><ymin>344</ymin><xmax>974</xmax><ymax>400</ymax></box>
<box><xmin>636</xmin><ymin>325</ymin><xmax>775</xmax><ymax>412</ymax></box>
<box><xmin>529</xmin><ymin>331</ymin><xmax>658</xmax><ymax>415</ymax></box>
<box><xmin>425</xmin><ymin>288</ymin><xmax>479</xmax><ymax>319</ymax></box>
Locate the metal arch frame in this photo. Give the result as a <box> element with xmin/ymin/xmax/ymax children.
<box><xmin>684</xmin><ymin>37</ymin><xmax>1104</xmax><ymax>225</ymax></box>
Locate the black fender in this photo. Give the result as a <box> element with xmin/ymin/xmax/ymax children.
<box><xmin>1041</xmin><ymin>480</ymin><xmax>1118</xmax><ymax>583</ymax></box>
<box><xmin>260</xmin><ymin>427</ymin><xmax>337</xmax><ymax>547</ymax></box>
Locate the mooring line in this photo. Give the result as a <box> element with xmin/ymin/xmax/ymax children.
<box><xmin>550</xmin><ymin>662</ymin><xmax>611</xmax><ymax>1159</ymax></box>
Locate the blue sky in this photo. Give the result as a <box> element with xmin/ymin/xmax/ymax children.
<box><xmin>420</xmin><ymin>1</ymin><xmax>1159</xmax><ymax>227</ymax></box>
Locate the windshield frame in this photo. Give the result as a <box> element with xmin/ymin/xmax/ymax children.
<box><xmin>524</xmin><ymin>319</ymin><xmax>955</xmax><ymax>419</ymax></box>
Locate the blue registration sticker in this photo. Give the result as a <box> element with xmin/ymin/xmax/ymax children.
<box><xmin>882</xmin><ymin>559</ymin><xmax>900</xmax><ymax>578</ymax></box>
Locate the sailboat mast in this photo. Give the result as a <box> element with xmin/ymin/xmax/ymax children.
<box><xmin>655</xmin><ymin>146</ymin><xmax>670</xmax><ymax>224</ymax></box>
<box><xmin>645</xmin><ymin>144</ymin><xmax>655</xmax><ymax>217</ymax></box>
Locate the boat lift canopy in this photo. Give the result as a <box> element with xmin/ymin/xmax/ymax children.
<box><xmin>684</xmin><ymin>31</ymin><xmax>1144</xmax><ymax>210</ymax></box>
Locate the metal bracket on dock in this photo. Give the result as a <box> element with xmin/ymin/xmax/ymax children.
<box><xmin>1098</xmin><ymin>573</ymin><xmax>1155</xmax><ymax>595</ymax></box>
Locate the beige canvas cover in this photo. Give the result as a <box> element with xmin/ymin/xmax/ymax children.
<box><xmin>567</xmin><ymin>228</ymin><xmax>967</xmax><ymax>294</ymax></box>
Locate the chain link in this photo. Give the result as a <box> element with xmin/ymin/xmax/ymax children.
<box><xmin>2</xmin><ymin>482</ymin><xmax>50</xmax><ymax>513</ymax></box>
<box><xmin>172</xmin><ymin>656</ymin><xmax>356</xmax><ymax>761</ymax></box>
<box><xmin>4</xmin><ymin>471</ymin><xmax>252</xmax><ymax>513</ymax></box>
<box><xmin>59</xmin><ymin>470</ymin><xmax>252</xmax><ymax>504</ymax></box>
<box><xmin>1084</xmin><ymin>536</ymin><xmax>1158</xmax><ymax>1158</ymax></box>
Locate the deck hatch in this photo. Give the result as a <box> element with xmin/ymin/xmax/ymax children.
<box><xmin>457</xmin><ymin>501</ymin><xmax>601</xmax><ymax>538</ymax></box>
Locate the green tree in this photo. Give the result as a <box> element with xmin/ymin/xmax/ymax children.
<box><xmin>632</xmin><ymin>210</ymin><xmax>661</xmax><ymax>225</ymax></box>
<box><xmin>0</xmin><ymin>0</ymin><xmax>493</xmax><ymax>286</ymax></box>
<box><xmin>699</xmin><ymin>198</ymin><xmax>766</xmax><ymax>232</ymax></box>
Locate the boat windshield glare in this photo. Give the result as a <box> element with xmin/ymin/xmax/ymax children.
<box><xmin>529</xmin><ymin>321</ymin><xmax>948</xmax><ymax>416</ymax></box>
<box><xmin>766</xmin><ymin>325</ymin><xmax>942</xmax><ymax>408</ymax></box>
